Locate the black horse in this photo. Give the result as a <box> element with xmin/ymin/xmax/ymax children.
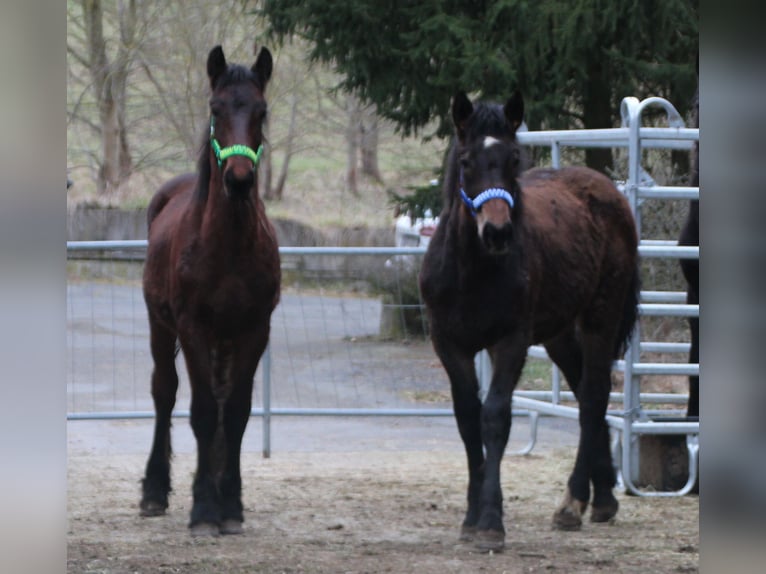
<box><xmin>139</xmin><ymin>44</ymin><xmax>280</xmax><ymax>535</ymax></box>
<box><xmin>419</xmin><ymin>91</ymin><xmax>640</xmax><ymax>551</ymax></box>
<box><xmin>679</xmin><ymin>73</ymin><xmax>699</xmax><ymax>419</ymax></box>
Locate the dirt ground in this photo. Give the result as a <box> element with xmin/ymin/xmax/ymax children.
<box><xmin>67</xmin><ymin>419</ymin><xmax>698</xmax><ymax>574</ymax></box>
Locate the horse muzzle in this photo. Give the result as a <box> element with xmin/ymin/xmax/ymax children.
<box><xmin>474</xmin><ymin>193</ymin><xmax>514</xmax><ymax>255</ymax></box>
<box><xmin>480</xmin><ymin>220</ymin><xmax>514</xmax><ymax>254</ymax></box>
<box><xmin>223</xmin><ymin>160</ymin><xmax>255</xmax><ymax>199</ymax></box>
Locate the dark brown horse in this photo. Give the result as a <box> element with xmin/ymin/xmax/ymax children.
<box><xmin>679</xmin><ymin>70</ymin><xmax>699</xmax><ymax>419</ymax></box>
<box><xmin>139</xmin><ymin>44</ymin><xmax>280</xmax><ymax>536</ymax></box>
<box><xmin>419</xmin><ymin>91</ymin><xmax>640</xmax><ymax>551</ymax></box>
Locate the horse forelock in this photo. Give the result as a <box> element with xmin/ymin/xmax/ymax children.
<box><xmin>214</xmin><ymin>63</ymin><xmax>263</xmax><ymax>91</ymax></box>
<box><xmin>463</xmin><ymin>102</ymin><xmax>526</xmax><ymax>168</ymax></box>
<box><xmin>464</xmin><ymin>101</ymin><xmax>509</xmax><ymax>141</ymax></box>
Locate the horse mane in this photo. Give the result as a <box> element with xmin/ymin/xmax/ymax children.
<box><xmin>442</xmin><ymin>100</ymin><xmax>528</xmax><ymax>211</ymax></box>
<box><xmin>194</xmin><ymin>135</ymin><xmax>213</xmax><ymax>202</ymax></box>
<box><xmin>193</xmin><ymin>63</ymin><xmax>267</xmax><ymax>202</ymax></box>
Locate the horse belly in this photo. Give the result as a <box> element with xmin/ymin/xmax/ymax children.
<box><xmin>529</xmin><ymin>271</ymin><xmax>596</xmax><ymax>343</ymax></box>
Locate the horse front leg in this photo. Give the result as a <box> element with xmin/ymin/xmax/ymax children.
<box><xmin>140</xmin><ymin>316</ymin><xmax>179</xmax><ymax>516</ymax></box>
<box><xmin>218</xmin><ymin>332</ymin><xmax>267</xmax><ymax>535</ymax></box>
<box><xmin>188</xmin><ymin>380</ymin><xmax>221</xmax><ymax>535</ymax></box>
<box><xmin>472</xmin><ymin>338</ymin><xmax>527</xmax><ymax>551</ymax></box>
<box><xmin>217</xmin><ymin>377</ymin><xmax>252</xmax><ymax>535</ymax></box>
<box><xmin>179</xmin><ymin>333</ymin><xmax>222</xmax><ymax>536</ymax></box>
<box><xmin>432</xmin><ymin>339</ymin><xmax>485</xmax><ymax>542</ymax></box>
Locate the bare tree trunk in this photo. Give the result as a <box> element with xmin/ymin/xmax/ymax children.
<box><xmin>116</xmin><ymin>0</ymin><xmax>136</xmax><ymax>180</ymax></box>
<box><xmin>582</xmin><ymin>56</ymin><xmax>614</xmax><ymax>176</ymax></box>
<box><xmin>346</xmin><ymin>94</ymin><xmax>361</xmax><ymax>196</ymax></box>
<box><xmin>83</xmin><ymin>0</ymin><xmax>134</xmax><ymax>196</ymax></box>
<box><xmin>98</xmin><ymin>98</ymin><xmax>121</xmax><ymax>196</ymax></box>
<box><xmin>360</xmin><ymin>106</ymin><xmax>383</xmax><ymax>183</ymax></box>
<box><xmin>274</xmin><ymin>93</ymin><xmax>299</xmax><ymax>200</ymax></box>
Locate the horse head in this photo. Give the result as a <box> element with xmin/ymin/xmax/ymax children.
<box><xmin>206</xmin><ymin>44</ymin><xmax>272</xmax><ymax>200</ymax></box>
<box><xmin>452</xmin><ymin>91</ymin><xmax>525</xmax><ymax>255</ymax></box>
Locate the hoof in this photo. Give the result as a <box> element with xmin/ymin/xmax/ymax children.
<box><xmin>190</xmin><ymin>522</ymin><xmax>220</xmax><ymax>537</ymax></box>
<box><xmin>459</xmin><ymin>525</ymin><xmax>477</xmax><ymax>542</ymax></box>
<box><xmin>473</xmin><ymin>529</ymin><xmax>505</xmax><ymax>552</ymax></box>
<box><xmin>220</xmin><ymin>519</ymin><xmax>244</xmax><ymax>535</ymax></box>
<box><xmin>552</xmin><ymin>487</ymin><xmax>587</xmax><ymax>531</ymax></box>
<box><xmin>552</xmin><ymin>506</ymin><xmax>583</xmax><ymax>531</ymax></box>
<box><xmin>139</xmin><ymin>500</ymin><xmax>167</xmax><ymax>517</ymax></box>
<box><xmin>591</xmin><ymin>498</ymin><xmax>619</xmax><ymax>523</ymax></box>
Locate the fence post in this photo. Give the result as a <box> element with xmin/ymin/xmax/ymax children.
<box><xmin>262</xmin><ymin>342</ymin><xmax>272</xmax><ymax>459</ymax></box>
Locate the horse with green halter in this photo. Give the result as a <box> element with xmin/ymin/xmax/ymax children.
<box><xmin>140</xmin><ymin>44</ymin><xmax>280</xmax><ymax>538</ymax></box>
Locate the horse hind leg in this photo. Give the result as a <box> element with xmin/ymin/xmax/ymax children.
<box><xmin>577</xmin><ymin>329</ymin><xmax>619</xmax><ymax>527</ymax></box>
<box><xmin>545</xmin><ymin>327</ymin><xmax>618</xmax><ymax>529</ymax></box>
<box><xmin>544</xmin><ymin>330</ymin><xmax>589</xmax><ymax>530</ymax></box>
<box><xmin>140</xmin><ymin>318</ymin><xmax>179</xmax><ymax>517</ymax></box>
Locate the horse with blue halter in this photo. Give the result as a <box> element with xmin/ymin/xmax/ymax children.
<box><xmin>419</xmin><ymin>91</ymin><xmax>640</xmax><ymax>551</ymax></box>
<box><xmin>139</xmin><ymin>44</ymin><xmax>280</xmax><ymax>536</ymax></box>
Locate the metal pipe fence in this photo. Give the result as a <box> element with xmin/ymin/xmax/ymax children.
<box><xmin>518</xmin><ymin>95</ymin><xmax>700</xmax><ymax>496</ymax></box>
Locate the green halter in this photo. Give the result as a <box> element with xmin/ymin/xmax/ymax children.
<box><xmin>210</xmin><ymin>117</ymin><xmax>263</xmax><ymax>168</ymax></box>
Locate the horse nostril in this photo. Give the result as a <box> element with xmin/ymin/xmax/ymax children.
<box><xmin>482</xmin><ymin>221</ymin><xmax>513</xmax><ymax>253</ymax></box>
<box><xmin>224</xmin><ymin>167</ymin><xmax>254</xmax><ymax>197</ymax></box>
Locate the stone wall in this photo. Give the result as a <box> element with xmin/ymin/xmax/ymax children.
<box><xmin>67</xmin><ymin>205</ymin><xmax>394</xmax><ymax>247</ymax></box>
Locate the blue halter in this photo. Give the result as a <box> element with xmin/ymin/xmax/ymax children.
<box><xmin>460</xmin><ymin>187</ymin><xmax>515</xmax><ymax>216</ymax></box>
<box><xmin>458</xmin><ymin>166</ymin><xmax>514</xmax><ymax>216</ymax></box>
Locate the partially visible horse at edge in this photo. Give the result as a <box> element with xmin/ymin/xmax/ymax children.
<box><xmin>139</xmin><ymin>44</ymin><xmax>281</xmax><ymax>536</ymax></box>
<box><xmin>678</xmin><ymin>70</ymin><xmax>699</xmax><ymax>419</ymax></box>
<box><xmin>419</xmin><ymin>91</ymin><xmax>640</xmax><ymax>551</ymax></box>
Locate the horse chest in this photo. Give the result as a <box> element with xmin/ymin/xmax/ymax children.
<box><xmin>422</xmin><ymin>262</ymin><xmax>526</xmax><ymax>348</ymax></box>
<box><xmin>175</xmin><ymin>256</ymin><xmax>277</xmax><ymax>331</ymax></box>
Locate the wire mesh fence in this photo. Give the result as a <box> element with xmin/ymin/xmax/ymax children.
<box><xmin>66</xmin><ymin>250</ymin><xmax>454</xmax><ymax>420</ymax></box>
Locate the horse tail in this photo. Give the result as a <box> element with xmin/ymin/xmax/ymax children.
<box><xmin>614</xmin><ymin>260</ymin><xmax>641</xmax><ymax>359</ymax></box>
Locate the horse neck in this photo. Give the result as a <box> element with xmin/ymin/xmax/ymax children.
<box><xmin>439</xmin><ymin>189</ymin><xmax>487</xmax><ymax>272</ymax></box>
<box><xmin>198</xmin><ymin>174</ymin><xmax>268</xmax><ymax>253</ymax></box>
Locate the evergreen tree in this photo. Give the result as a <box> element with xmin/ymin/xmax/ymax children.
<box><xmin>261</xmin><ymin>0</ymin><xmax>697</xmax><ymax>173</ymax></box>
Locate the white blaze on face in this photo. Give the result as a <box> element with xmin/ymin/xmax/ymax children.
<box><xmin>483</xmin><ymin>136</ymin><xmax>501</xmax><ymax>149</ymax></box>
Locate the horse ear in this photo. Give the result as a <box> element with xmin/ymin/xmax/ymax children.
<box><xmin>504</xmin><ymin>91</ymin><xmax>524</xmax><ymax>133</ymax></box>
<box><xmin>207</xmin><ymin>45</ymin><xmax>227</xmax><ymax>89</ymax></box>
<box><xmin>452</xmin><ymin>91</ymin><xmax>473</xmax><ymax>140</ymax></box>
<box><xmin>252</xmin><ymin>46</ymin><xmax>273</xmax><ymax>90</ymax></box>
